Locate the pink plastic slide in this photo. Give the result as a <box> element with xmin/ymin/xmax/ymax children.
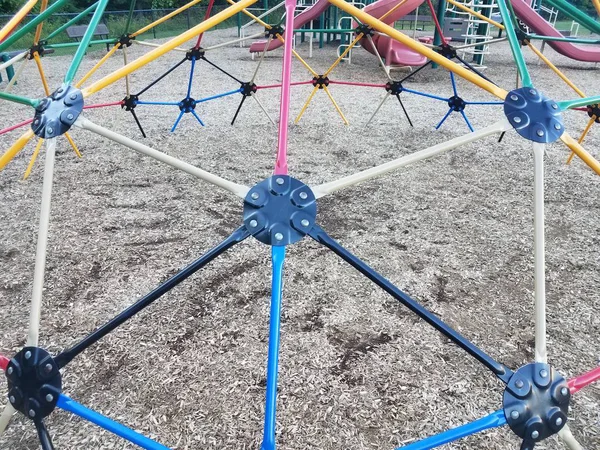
<box><xmin>511</xmin><ymin>0</ymin><xmax>600</xmax><ymax>63</ymax></box>
<box><xmin>358</xmin><ymin>0</ymin><xmax>427</xmax><ymax>66</ymax></box>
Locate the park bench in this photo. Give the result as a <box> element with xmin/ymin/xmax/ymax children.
<box><xmin>66</xmin><ymin>23</ymin><xmax>111</xmax><ymax>51</ymax></box>
<box><xmin>397</xmin><ymin>15</ymin><xmax>433</xmax><ymax>31</ymax></box>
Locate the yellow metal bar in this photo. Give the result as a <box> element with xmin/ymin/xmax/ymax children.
<box><xmin>295</xmin><ymin>85</ymin><xmax>319</xmax><ymax>123</ymax></box>
<box><xmin>324</xmin><ymin>32</ymin><xmax>363</xmax><ymax>76</ymax></box>
<box><xmin>34</xmin><ymin>0</ymin><xmax>49</xmax><ymax>44</ymax></box>
<box><xmin>328</xmin><ymin>0</ymin><xmax>507</xmax><ymax>100</ymax></box>
<box><xmin>76</xmin><ymin>43</ymin><xmax>121</xmax><ymax>88</ymax></box>
<box><xmin>380</xmin><ymin>0</ymin><xmax>410</xmax><ymax>22</ymax></box>
<box><xmin>23</xmin><ymin>138</ymin><xmax>44</xmax><ymax>179</ymax></box>
<box><xmin>323</xmin><ymin>85</ymin><xmax>349</xmax><ymax>125</ymax></box>
<box><xmin>83</xmin><ymin>0</ymin><xmax>258</xmax><ymax>98</ymax></box>
<box><xmin>566</xmin><ymin>116</ymin><xmax>595</xmax><ymax>164</ymax></box>
<box><xmin>446</xmin><ymin>0</ymin><xmax>505</xmax><ymax>29</ymax></box>
<box><xmin>560</xmin><ymin>132</ymin><xmax>600</xmax><ymax>174</ymax></box>
<box><xmin>0</xmin><ymin>0</ymin><xmax>38</xmax><ymax>43</ymax></box>
<box><xmin>33</xmin><ymin>52</ymin><xmax>50</xmax><ymax>95</ymax></box>
<box><xmin>64</xmin><ymin>132</ymin><xmax>81</xmax><ymax>157</ymax></box>
<box><xmin>593</xmin><ymin>0</ymin><xmax>600</xmax><ymax>17</ymax></box>
<box><xmin>0</xmin><ymin>129</ymin><xmax>35</xmax><ymax>170</ymax></box>
<box><xmin>131</xmin><ymin>0</ymin><xmax>203</xmax><ymax>37</ymax></box>
<box><xmin>226</xmin><ymin>0</ymin><xmax>270</xmax><ymax>28</ymax></box>
<box><xmin>527</xmin><ymin>42</ymin><xmax>585</xmax><ymax>98</ymax></box>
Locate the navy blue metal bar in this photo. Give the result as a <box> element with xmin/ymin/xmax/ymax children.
<box><xmin>231</xmin><ymin>94</ymin><xmax>247</xmax><ymax>125</ymax></box>
<box><xmin>35</xmin><ymin>419</ymin><xmax>54</xmax><ymax>450</ymax></box>
<box><xmin>171</xmin><ymin>110</ymin><xmax>185</xmax><ymax>132</ymax></box>
<box><xmin>54</xmin><ymin>226</ymin><xmax>250</xmax><ymax>368</ymax></box>
<box><xmin>396</xmin><ymin>94</ymin><xmax>413</xmax><ymax>127</ymax></box>
<box><xmin>454</xmin><ymin>53</ymin><xmax>497</xmax><ymax>86</ymax></box>
<box><xmin>308</xmin><ymin>225</ymin><xmax>513</xmax><ymax>383</ymax></box>
<box><xmin>57</xmin><ymin>395</ymin><xmax>170</xmax><ymax>450</ymax></box>
<box><xmin>136</xmin><ymin>57</ymin><xmax>188</xmax><ymax>97</ymax></box>
<box><xmin>201</xmin><ymin>56</ymin><xmax>242</xmax><ymax>84</ymax></box>
<box><xmin>187</xmin><ymin>57</ymin><xmax>197</xmax><ymax>98</ymax></box>
<box><xmin>261</xmin><ymin>245</ymin><xmax>286</xmax><ymax>450</ymax></box>
<box><xmin>399</xmin><ymin>60</ymin><xmax>432</xmax><ymax>84</ymax></box>
<box><xmin>435</xmin><ymin>108</ymin><xmax>454</xmax><ymax>129</ymax></box>
<box><xmin>466</xmin><ymin>101</ymin><xmax>504</xmax><ymax>105</ymax></box>
<box><xmin>396</xmin><ymin>410</ymin><xmax>506</xmax><ymax>450</ymax></box>
<box><xmin>129</xmin><ymin>108</ymin><xmax>147</xmax><ymax>138</ymax></box>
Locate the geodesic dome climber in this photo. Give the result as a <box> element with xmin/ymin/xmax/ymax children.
<box><xmin>1</xmin><ymin>0</ymin><xmax>600</xmax><ymax>449</ymax></box>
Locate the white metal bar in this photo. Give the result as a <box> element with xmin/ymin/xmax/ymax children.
<box><xmin>0</xmin><ymin>403</ymin><xmax>15</xmax><ymax>435</ymax></box>
<box><xmin>251</xmin><ymin>36</ymin><xmax>272</xmax><ymax>83</ymax></box>
<box><xmin>123</xmin><ymin>45</ymin><xmax>130</xmax><ymax>97</ymax></box>
<box><xmin>559</xmin><ymin>425</ymin><xmax>583</xmax><ymax>450</ymax></box>
<box><xmin>532</xmin><ymin>142</ymin><xmax>547</xmax><ymax>364</ymax></box>
<box><xmin>311</xmin><ymin>118</ymin><xmax>512</xmax><ymax>198</ymax></box>
<box><xmin>251</xmin><ymin>93</ymin><xmax>276</xmax><ymax>125</ymax></box>
<box><xmin>0</xmin><ymin>50</ymin><xmax>27</xmax><ymax>72</ymax></box>
<box><xmin>133</xmin><ymin>40</ymin><xmax>188</xmax><ymax>52</ymax></box>
<box><xmin>27</xmin><ymin>138</ymin><xmax>57</xmax><ymax>347</ymax></box>
<box><xmin>365</xmin><ymin>92</ymin><xmax>390</xmax><ymax>126</ymax></box>
<box><xmin>454</xmin><ymin>37</ymin><xmax>507</xmax><ymax>49</ymax></box>
<box><xmin>367</xmin><ymin>34</ymin><xmax>392</xmax><ymax>80</ymax></box>
<box><xmin>204</xmin><ymin>31</ymin><xmax>265</xmax><ymax>51</ymax></box>
<box><xmin>4</xmin><ymin>56</ymin><xmax>28</xmax><ymax>93</ymax></box>
<box><xmin>74</xmin><ymin>116</ymin><xmax>250</xmax><ymax>198</ymax></box>
<box><xmin>240</xmin><ymin>0</ymin><xmax>285</xmax><ymax>30</ymax></box>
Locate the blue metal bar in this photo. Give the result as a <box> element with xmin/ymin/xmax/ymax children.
<box><xmin>136</xmin><ymin>101</ymin><xmax>180</xmax><ymax>106</ymax></box>
<box><xmin>403</xmin><ymin>88</ymin><xmax>448</xmax><ymax>102</ymax></box>
<box><xmin>190</xmin><ymin>109</ymin><xmax>205</xmax><ymax>126</ymax></box>
<box><xmin>187</xmin><ymin>57</ymin><xmax>196</xmax><ymax>99</ymax></box>
<box><xmin>396</xmin><ymin>410</ymin><xmax>506</xmax><ymax>450</ymax></box>
<box><xmin>435</xmin><ymin>108</ymin><xmax>454</xmax><ymax>130</ymax></box>
<box><xmin>196</xmin><ymin>88</ymin><xmax>243</xmax><ymax>104</ymax></box>
<box><xmin>461</xmin><ymin>110</ymin><xmax>474</xmax><ymax>132</ymax></box>
<box><xmin>171</xmin><ymin>110</ymin><xmax>185</xmax><ymax>133</ymax></box>
<box><xmin>465</xmin><ymin>101</ymin><xmax>504</xmax><ymax>105</ymax></box>
<box><xmin>450</xmin><ymin>72</ymin><xmax>458</xmax><ymax>97</ymax></box>
<box><xmin>57</xmin><ymin>395</ymin><xmax>171</xmax><ymax>450</ymax></box>
<box><xmin>261</xmin><ymin>245</ymin><xmax>286</xmax><ymax>450</ymax></box>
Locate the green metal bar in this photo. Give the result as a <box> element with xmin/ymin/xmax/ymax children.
<box><xmin>496</xmin><ymin>0</ymin><xmax>532</xmax><ymax>87</ymax></box>
<box><xmin>293</xmin><ymin>28</ymin><xmax>354</xmax><ymax>32</ymax></box>
<box><xmin>124</xmin><ymin>0</ymin><xmax>138</xmax><ymax>35</ymax></box>
<box><xmin>64</xmin><ymin>0</ymin><xmax>110</xmax><ymax>84</ymax></box>
<box><xmin>558</xmin><ymin>95</ymin><xmax>600</xmax><ymax>111</ymax></box>
<box><xmin>46</xmin><ymin>38</ymin><xmax>117</xmax><ymax>49</ymax></box>
<box><xmin>545</xmin><ymin>0</ymin><xmax>600</xmax><ymax>35</ymax></box>
<box><xmin>527</xmin><ymin>34</ymin><xmax>600</xmax><ymax>44</ymax></box>
<box><xmin>0</xmin><ymin>91</ymin><xmax>39</xmax><ymax>108</ymax></box>
<box><xmin>432</xmin><ymin>0</ymin><xmax>446</xmax><ymax>68</ymax></box>
<box><xmin>45</xmin><ymin>1</ymin><xmax>99</xmax><ymax>41</ymax></box>
<box><xmin>0</xmin><ymin>0</ymin><xmax>69</xmax><ymax>52</ymax></box>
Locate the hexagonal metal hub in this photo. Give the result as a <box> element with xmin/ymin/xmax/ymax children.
<box><xmin>504</xmin><ymin>87</ymin><xmax>564</xmax><ymax>143</ymax></box>
<box><xmin>178</xmin><ymin>97</ymin><xmax>197</xmax><ymax>112</ymax></box>
<box><xmin>503</xmin><ymin>363</ymin><xmax>570</xmax><ymax>444</ymax></box>
<box><xmin>448</xmin><ymin>95</ymin><xmax>466</xmax><ymax>112</ymax></box>
<box><xmin>386</xmin><ymin>81</ymin><xmax>403</xmax><ymax>96</ymax></box>
<box><xmin>31</xmin><ymin>84</ymin><xmax>83</xmax><ymax>139</ymax></box>
<box><xmin>312</xmin><ymin>75</ymin><xmax>330</xmax><ymax>89</ymax></box>
<box><xmin>243</xmin><ymin>176</ymin><xmax>317</xmax><ymax>246</ymax></box>
<box><xmin>5</xmin><ymin>347</ymin><xmax>61</xmax><ymax>420</ymax></box>
<box><xmin>587</xmin><ymin>103</ymin><xmax>600</xmax><ymax>124</ymax></box>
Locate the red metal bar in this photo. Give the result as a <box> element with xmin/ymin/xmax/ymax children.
<box><xmin>329</xmin><ymin>80</ymin><xmax>387</xmax><ymax>88</ymax></box>
<box><xmin>83</xmin><ymin>101</ymin><xmax>124</xmax><ymax>110</ymax></box>
<box><xmin>0</xmin><ymin>354</ymin><xmax>9</xmax><ymax>371</ymax></box>
<box><xmin>574</xmin><ymin>107</ymin><xmax>589</xmax><ymax>112</ymax></box>
<box><xmin>569</xmin><ymin>366</ymin><xmax>600</xmax><ymax>394</ymax></box>
<box><xmin>0</xmin><ymin>118</ymin><xmax>33</xmax><ymax>136</ymax></box>
<box><xmin>426</xmin><ymin>0</ymin><xmax>448</xmax><ymax>45</ymax></box>
<box><xmin>195</xmin><ymin>0</ymin><xmax>216</xmax><ymax>49</ymax></box>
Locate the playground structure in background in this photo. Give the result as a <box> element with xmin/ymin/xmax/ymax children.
<box><xmin>0</xmin><ymin>0</ymin><xmax>600</xmax><ymax>449</ymax></box>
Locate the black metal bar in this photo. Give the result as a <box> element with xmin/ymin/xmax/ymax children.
<box><xmin>454</xmin><ymin>54</ymin><xmax>497</xmax><ymax>86</ymax></box>
<box><xmin>35</xmin><ymin>419</ymin><xmax>54</xmax><ymax>450</ymax></box>
<box><xmin>308</xmin><ymin>225</ymin><xmax>514</xmax><ymax>384</ymax></box>
<box><xmin>201</xmin><ymin>56</ymin><xmax>242</xmax><ymax>84</ymax></box>
<box><xmin>498</xmin><ymin>131</ymin><xmax>506</xmax><ymax>143</ymax></box>
<box><xmin>54</xmin><ymin>226</ymin><xmax>250</xmax><ymax>369</ymax></box>
<box><xmin>230</xmin><ymin>94</ymin><xmax>247</xmax><ymax>125</ymax></box>
<box><xmin>399</xmin><ymin>60</ymin><xmax>432</xmax><ymax>84</ymax></box>
<box><xmin>130</xmin><ymin>108</ymin><xmax>146</xmax><ymax>138</ymax></box>
<box><xmin>135</xmin><ymin>57</ymin><xmax>188</xmax><ymax>97</ymax></box>
<box><xmin>396</xmin><ymin>94</ymin><xmax>413</xmax><ymax>127</ymax></box>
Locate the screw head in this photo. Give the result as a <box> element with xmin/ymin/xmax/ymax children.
<box><xmin>9</xmin><ymin>396</ymin><xmax>15</xmax><ymax>404</ymax></box>
<box><xmin>67</xmin><ymin>113</ymin><xmax>74</xmax><ymax>121</ymax></box>
<box><xmin>24</xmin><ymin>351</ymin><xmax>31</xmax><ymax>360</ymax></box>
<box><xmin>552</xmin><ymin>103</ymin><xmax>558</xmax><ymax>109</ymax></box>
<box><xmin>44</xmin><ymin>363</ymin><xmax>52</xmax><ymax>373</ymax></box>
<box><xmin>531</xmin><ymin>430</ymin><xmax>539</xmax><ymax>440</ymax></box>
<box><xmin>561</xmin><ymin>387</ymin><xmax>569</xmax><ymax>397</ymax></box>
<box><xmin>70</xmin><ymin>93</ymin><xmax>77</xmax><ymax>100</ymax></box>
<box><xmin>554</xmin><ymin>123</ymin><xmax>561</xmax><ymax>130</ymax></box>
<box><xmin>513</xmin><ymin>116</ymin><xmax>522</xmax><ymax>124</ymax></box>
<box><xmin>555</xmin><ymin>417</ymin><xmax>563</xmax><ymax>427</ymax></box>
<box><xmin>29</xmin><ymin>409</ymin><xmax>36</xmax><ymax>418</ymax></box>
<box><xmin>301</xmin><ymin>219</ymin><xmax>310</xmax><ymax>227</ymax></box>
<box><xmin>249</xmin><ymin>219</ymin><xmax>258</xmax><ymax>228</ymax></box>
<box><xmin>251</xmin><ymin>192</ymin><xmax>259</xmax><ymax>200</ymax></box>
<box><xmin>274</xmin><ymin>232</ymin><xmax>284</xmax><ymax>241</ymax></box>
<box><xmin>515</xmin><ymin>379</ymin><xmax>524</xmax><ymax>388</ymax></box>
<box><xmin>34</xmin><ymin>119</ymin><xmax>40</xmax><ymax>126</ymax></box>
<box><xmin>529</xmin><ymin>89</ymin><xmax>537</xmax><ymax>95</ymax></box>
<box><xmin>275</xmin><ymin>177</ymin><xmax>284</xmax><ymax>185</ymax></box>
<box><xmin>536</xmin><ymin>129</ymin><xmax>544</xmax><ymax>137</ymax></box>
<box><xmin>510</xmin><ymin>410</ymin><xmax>520</xmax><ymax>420</ymax></box>
<box><xmin>46</xmin><ymin>394</ymin><xmax>54</xmax><ymax>403</ymax></box>
<box><xmin>299</xmin><ymin>192</ymin><xmax>308</xmax><ymax>199</ymax></box>
<box><xmin>47</xmin><ymin>127</ymin><xmax>54</xmax><ymax>135</ymax></box>
<box><xmin>510</xmin><ymin>94</ymin><xmax>519</xmax><ymax>101</ymax></box>
<box><xmin>539</xmin><ymin>369</ymin><xmax>548</xmax><ymax>378</ymax></box>
<box><xmin>7</xmin><ymin>367</ymin><xmax>13</xmax><ymax>375</ymax></box>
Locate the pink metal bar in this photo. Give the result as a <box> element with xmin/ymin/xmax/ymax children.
<box><xmin>274</xmin><ymin>0</ymin><xmax>296</xmax><ymax>176</ymax></box>
<box><xmin>569</xmin><ymin>366</ymin><xmax>600</xmax><ymax>394</ymax></box>
<box><xmin>329</xmin><ymin>80</ymin><xmax>387</xmax><ymax>88</ymax></box>
<box><xmin>0</xmin><ymin>118</ymin><xmax>33</xmax><ymax>136</ymax></box>
<box><xmin>83</xmin><ymin>101</ymin><xmax>124</xmax><ymax>110</ymax></box>
<box><xmin>258</xmin><ymin>80</ymin><xmax>314</xmax><ymax>90</ymax></box>
<box><xmin>574</xmin><ymin>107</ymin><xmax>589</xmax><ymax>112</ymax></box>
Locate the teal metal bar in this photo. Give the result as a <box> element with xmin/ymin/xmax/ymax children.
<box><xmin>432</xmin><ymin>0</ymin><xmax>446</xmax><ymax>68</ymax></box>
<box><xmin>496</xmin><ymin>0</ymin><xmax>532</xmax><ymax>87</ymax></box>
<box><xmin>46</xmin><ymin>38</ymin><xmax>117</xmax><ymax>49</ymax></box>
<box><xmin>0</xmin><ymin>0</ymin><xmax>70</xmax><ymax>52</ymax></box>
<box><xmin>45</xmin><ymin>1</ymin><xmax>100</xmax><ymax>42</ymax></box>
<box><xmin>545</xmin><ymin>0</ymin><xmax>600</xmax><ymax>35</ymax></box>
<box><xmin>124</xmin><ymin>0</ymin><xmax>138</xmax><ymax>35</ymax></box>
<box><xmin>527</xmin><ymin>34</ymin><xmax>600</xmax><ymax>45</ymax></box>
<box><xmin>64</xmin><ymin>0</ymin><xmax>110</xmax><ymax>84</ymax></box>
<box><xmin>558</xmin><ymin>95</ymin><xmax>600</xmax><ymax>111</ymax></box>
<box><xmin>0</xmin><ymin>91</ymin><xmax>39</xmax><ymax>108</ymax></box>
<box><xmin>293</xmin><ymin>28</ymin><xmax>354</xmax><ymax>32</ymax></box>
